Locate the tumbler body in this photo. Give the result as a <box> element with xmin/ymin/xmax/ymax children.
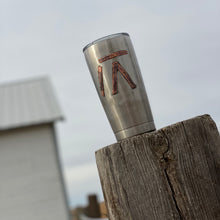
<box><xmin>83</xmin><ymin>33</ymin><xmax>155</xmax><ymax>141</ymax></box>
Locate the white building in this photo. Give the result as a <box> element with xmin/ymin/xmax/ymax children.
<box><xmin>0</xmin><ymin>77</ymin><xmax>70</xmax><ymax>220</ymax></box>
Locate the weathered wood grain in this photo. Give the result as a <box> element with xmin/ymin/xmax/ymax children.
<box><xmin>95</xmin><ymin>115</ymin><xmax>220</xmax><ymax>220</ymax></box>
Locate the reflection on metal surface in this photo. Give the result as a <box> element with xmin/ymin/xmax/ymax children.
<box><xmin>112</xmin><ymin>61</ymin><xmax>136</xmax><ymax>95</ymax></box>
<box><xmin>98</xmin><ymin>50</ymin><xmax>128</xmax><ymax>63</ymax></box>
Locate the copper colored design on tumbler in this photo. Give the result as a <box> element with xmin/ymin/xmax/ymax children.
<box><xmin>112</xmin><ymin>61</ymin><xmax>136</xmax><ymax>95</ymax></box>
<box><xmin>98</xmin><ymin>50</ymin><xmax>128</xmax><ymax>63</ymax></box>
<box><xmin>98</xmin><ymin>66</ymin><xmax>105</xmax><ymax>97</ymax></box>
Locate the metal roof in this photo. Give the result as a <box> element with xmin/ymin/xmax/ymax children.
<box><xmin>0</xmin><ymin>77</ymin><xmax>64</xmax><ymax>131</ymax></box>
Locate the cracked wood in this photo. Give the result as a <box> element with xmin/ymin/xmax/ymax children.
<box><xmin>96</xmin><ymin>115</ymin><xmax>220</xmax><ymax>220</ymax></box>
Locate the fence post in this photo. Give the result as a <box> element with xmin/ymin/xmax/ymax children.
<box><xmin>95</xmin><ymin>115</ymin><xmax>220</xmax><ymax>220</ymax></box>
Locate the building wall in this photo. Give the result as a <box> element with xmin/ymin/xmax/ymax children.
<box><xmin>0</xmin><ymin>124</ymin><xmax>70</xmax><ymax>220</ymax></box>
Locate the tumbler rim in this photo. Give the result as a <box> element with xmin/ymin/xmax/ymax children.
<box><xmin>83</xmin><ymin>32</ymin><xmax>129</xmax><ymax>52</ymax></box>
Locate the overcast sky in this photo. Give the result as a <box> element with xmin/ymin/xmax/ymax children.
<box><xmin>1</xmin><ymin>0</ymin><xmax>220</xmax><ymax>207</ymax></box>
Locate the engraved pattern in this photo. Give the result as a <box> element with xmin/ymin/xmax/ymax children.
<box><xmin>112</xmin><ymin>61</ymin><xmax>136</xmax><ymax>95</ymax></box>
<box><xmin>97</xmin><ymin>51</ymin><xmax>136</xmax><ymax>96</ymax></box>
<box><xmin>99</xmin><ymin>50</ymin><xmax>128</xmax><ymax>63</ymax></box>
<box><xmin>98</xmin><ymin>66</ymin><xmax>105</xmax><ymax>97</ymax></box>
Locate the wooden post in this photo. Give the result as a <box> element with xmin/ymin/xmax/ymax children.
<box><xmin>95</xmin><ymin>115</ymin><xmax>220</xmax><ymax>220</ymax></box>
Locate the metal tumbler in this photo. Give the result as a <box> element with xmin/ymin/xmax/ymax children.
<box><xmin>83</xmin><ymin>33</ymin><xmax>155</xmax><ymax>141</ymax></box>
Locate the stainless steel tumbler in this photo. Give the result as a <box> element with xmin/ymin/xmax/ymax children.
<box><xmin>83</xmin><ymin>33</ymin><xmax>155</xmax><ymax>141</ymax></box>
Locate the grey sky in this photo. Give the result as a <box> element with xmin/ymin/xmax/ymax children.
<box><xmin>1</xmin><ymin>0</ymin><xmax>220</xmax><ymax>207</ymax></box>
